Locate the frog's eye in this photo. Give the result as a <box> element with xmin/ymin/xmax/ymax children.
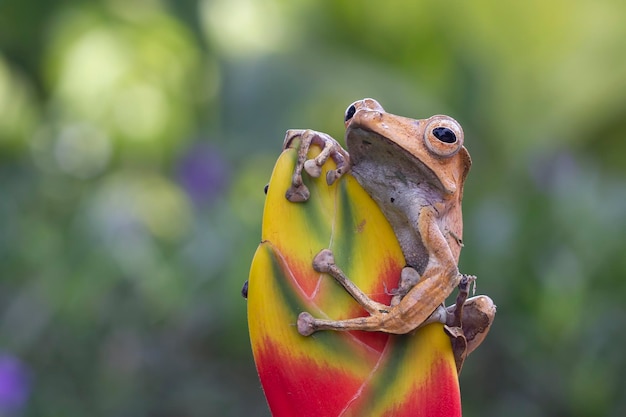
<box><xmin>424</xmin><ymin>117</ymin><xmax>464</xmax><ymax>157</ymax></box>
<box><xmin>344</xmin><ymin>104</ymin><xmax>357</xmax><ymax>122</ymax></box>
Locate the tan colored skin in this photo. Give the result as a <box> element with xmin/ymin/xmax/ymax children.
<box><xmin>283</xmin><ymin>99</ymin><xmax>495</xmax><ymax>370</ymax></box>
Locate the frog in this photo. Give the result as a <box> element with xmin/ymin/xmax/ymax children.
<box><xmin>282</xmin><ymin>98</ymin><xmax>495</xmax><ymax>372</ymax></box>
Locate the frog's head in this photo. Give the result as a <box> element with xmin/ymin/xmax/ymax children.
<box><xmin>344</xmin><ymin>98</ymin><xmax>471</xmax><ymax>197</ymax></box>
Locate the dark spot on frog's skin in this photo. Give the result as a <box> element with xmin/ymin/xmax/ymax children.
<box><xmin>241</xmin><ymin>280</ymin><xmax>248</xmax><ymax>299</ymax></box>
<box><xmin>390</xmin><ymin>197</ymin><xmax>395</xmax><ymax>203</ymax></box>
<box><xmin>264</xmin><ymin>184</ymin><xmax>269</xmax><ymax>194</ymax></box>
<box><xmin>432</xmin><ymin>127</ymin><xmax>457</xmax><ymax>143</ymax></box>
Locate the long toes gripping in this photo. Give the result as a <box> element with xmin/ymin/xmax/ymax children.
<box><xmin>459</xmin><ymin>274</ymin><xmax>476</xmax><ymax>293</ymax></box>
<box><xmin>283</xmin><ymin>130</ymin><xmax>350</xmax><ymax>203</ymax></box>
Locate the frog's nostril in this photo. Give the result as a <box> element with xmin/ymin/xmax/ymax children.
<box><xmin>432</xmin><ymin>127</ymin><xmax>456</xmax><ymax>143</ymax></box>
<box><xmin>345</xmin><ymin>104</ymin><xmax>357</xmax><ymax>122</ymax></box>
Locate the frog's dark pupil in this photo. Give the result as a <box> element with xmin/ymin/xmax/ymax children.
<box><xmin>432</xmin><ymin>127</ymin><xmax>456</xmax><ymax>143</ymax></box>
<box><xmin>345</xmin><ymin>105</ymin><xmax>356</xmax><ymax>122</ymax></box>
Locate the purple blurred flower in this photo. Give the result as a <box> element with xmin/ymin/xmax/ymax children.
<box><xmin>177</xmin><ymin>143</ymin><xmax>230</xmax><ymax>206</ymax></box>
<box><xmin>0</xmin><ymin>354</ymin><xmax>30</xmax><ymax>415</ymax></box>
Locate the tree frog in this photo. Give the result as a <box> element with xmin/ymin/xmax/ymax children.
<box><xmin>283</xmin><ymin>98</ymin><xmax>495</xmax><ymax>371</ymax></box>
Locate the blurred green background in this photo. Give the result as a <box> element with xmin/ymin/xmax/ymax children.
<box><xmin>1</xmin><ymin>0</ymin><xmax>626</xmax><ymax>416</ymax></box>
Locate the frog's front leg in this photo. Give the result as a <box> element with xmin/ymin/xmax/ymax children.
<box><xmin>283</xmin><ymin>129</ymin><xmax>350</xmax><ymax>202</ymax></box>
<box><xmin>297</xmin><ymin>250</ymin><xmax>427</xmax><ymax>336</ymax></box>
<box><xmin>297</xmin><ymin>206</ymin><xmax>465</xmax><ymax>336</ymax></box>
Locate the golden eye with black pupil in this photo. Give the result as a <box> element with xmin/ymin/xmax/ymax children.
<box><xmin>423</xmin><ymin>117</ymin><xmax>464</xmax><ymax>157</ymax></box>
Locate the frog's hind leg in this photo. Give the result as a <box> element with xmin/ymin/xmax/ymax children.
<box><xmin>312</xmin><ymin>249</ymin><xmax>389</xmax><ymax>315</ymax></box>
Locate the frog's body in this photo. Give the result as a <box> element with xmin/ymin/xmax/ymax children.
<box><xmin>346</xmin><ymin>102</ymin><xmax>469</xmax><ymax>274</ymax></box>
<box><xmin>282</xmin><ymin>99</ymin><xmax>495</xmax><ymax>371</ymax></box>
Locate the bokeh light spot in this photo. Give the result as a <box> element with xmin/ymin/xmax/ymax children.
<box><xmin>89</xmin><ymin>172</ymin><xmax>193</xmax><ymax>244</ymax></box>
<box><xmin>54</xmin><ymin>123</ymin><xmax>112</xmax><ymax>178</ymax></box>
<box><xmin>0</xmin><ymin>56</ymin><xmax>39</xmax><ymax>149</ymax></box>
<box><xmin>113</xmin><ymin>83</ymin><xmax>168</xmax><ymax>141</ymax></box>
<box><xmin>200</xmin><ymin>0</ymin><xmax>293</xmax><ymax>56</ymax></box>
<box><xmin>56</xmin><ymin>28</ymin><xmax>128</xmax><ymax>113</ymax></box>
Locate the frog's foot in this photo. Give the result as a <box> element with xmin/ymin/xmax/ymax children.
<box><xmin>447</xmin><ymin>295</ymin><xmax>496</xmax><ymax>354</ymax></box>
<box><xmin>283</xmin><ymin>129</ymin><xmax>350</xmax><ymax>202</ymax></box>
<box><xmin>444</xmin><ymin>325</ymin><xmax>468</xmax><ymax>374</ymax></box>
<box><xmin>444</xmin><ymin>294</ymin><xmax>496</xmax><ymax>373</ymax></box>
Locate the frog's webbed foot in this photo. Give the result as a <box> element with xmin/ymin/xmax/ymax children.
<box><xmin>442</xmin><ymin>276</ymin><xmax>496</xmax><ymax>373</ymax></box>
<box><xmin>283</xmin><ymin>129</ymin><xmax>350</xmax><ymax>202</ymax></box>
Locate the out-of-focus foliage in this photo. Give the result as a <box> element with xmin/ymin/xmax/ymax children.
<box><xmin>0</xmin><ymin>0</ymin><xmax>625</xmax><ymax>416</ymax></box>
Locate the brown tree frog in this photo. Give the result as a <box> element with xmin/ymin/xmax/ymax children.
<box><xmin>283</xmin><ymin>98</ymin><xmax>495</xmax><ymax>371</ymax></box>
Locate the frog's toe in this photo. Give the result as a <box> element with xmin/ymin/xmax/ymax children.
<box><xmin>285</xmin><ymin>183</ymin><xmax>310</xmax><ymax>202</ymax></box>
<box><xmin>304</xmin><ymin>159</ymin><xmax>322</xmax><ymax>177</ymax></box>
<box><xmin>312</xmin><ymin>249</ymin><xmax>335</xmax><ymax>273</ymax></box>
<box><xmin>326</xmin><ymin>169</ymin><xmax>344</xmax><ymax>185</ymax></box>
<box><xmin>297</xmin><ymin>312</ymin><xmax>317</xmax><ymax>336</ymax></box>
<box><xmin>459</xmin><ymin>274</ymin><xmax>477</xmax><ymax>295</ymax></box>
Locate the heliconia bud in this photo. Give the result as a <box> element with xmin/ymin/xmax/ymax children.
<box><xmin>247</xmin><ymin>144</ymin><xmax>461</xmax><ymax>417</ymax></box>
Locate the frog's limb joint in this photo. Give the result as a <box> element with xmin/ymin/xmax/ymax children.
<box><xmin>390</xmin><ymin>267</ymin><xmax>421</xmax><ymax>307</ymax></box>
<box><xmin>283</xmin><ymin>129</ymin><xmax>350</xmax><ymax>203</ymax></box>
<box><xmin>444</xmin><ymin>294</ymin><xmax>496</xmax><ymax>373</ymax></box>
